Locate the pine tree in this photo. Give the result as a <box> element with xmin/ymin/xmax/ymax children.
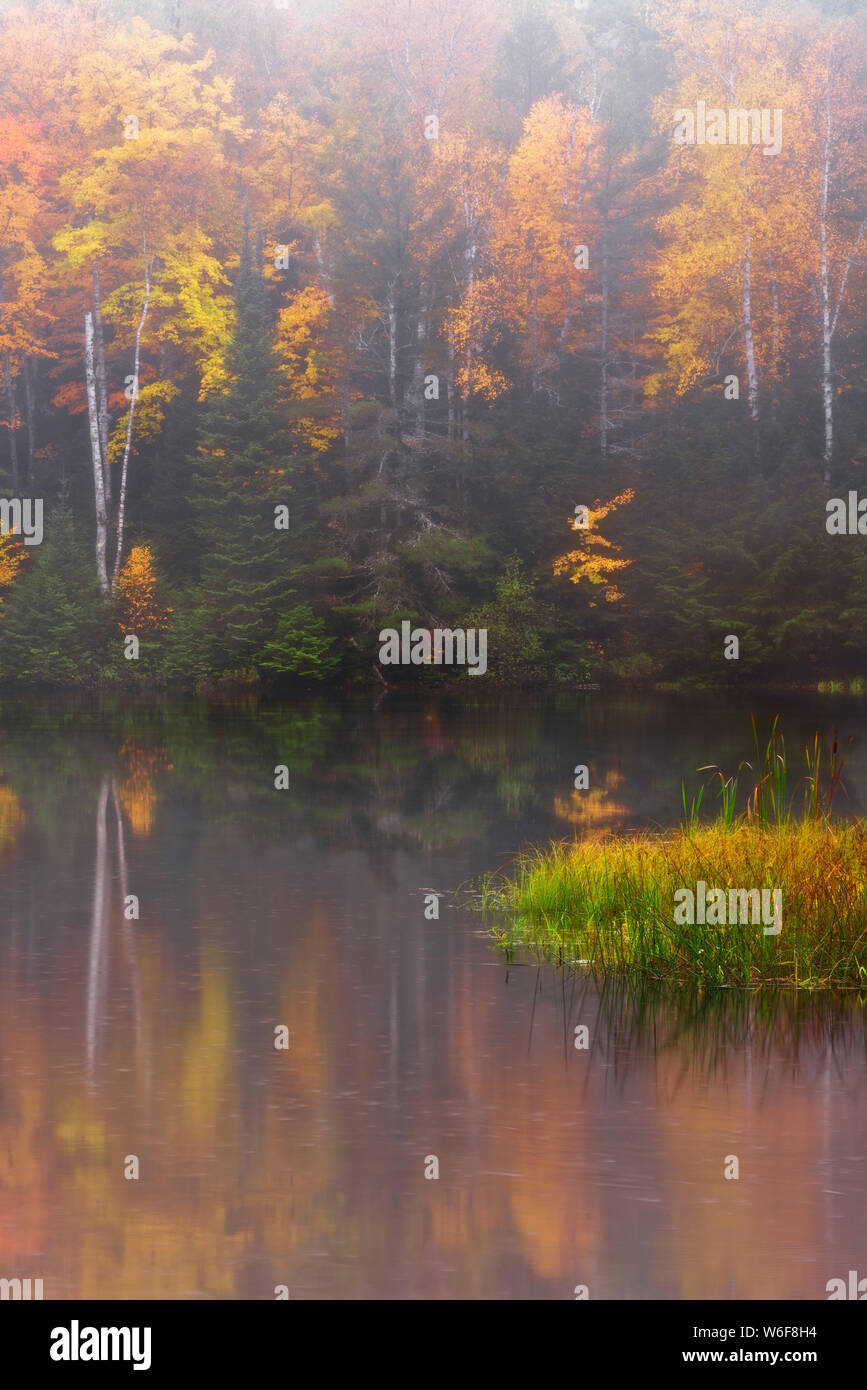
<box><xmin>0</xmin><ymin>503</ymin><xmax>112</xmax><ymax>687</ymax></box>
<box><xmin>188</xmin><ymin>226</ymin><xmax>292</xmax><ymax>675</ymax></box>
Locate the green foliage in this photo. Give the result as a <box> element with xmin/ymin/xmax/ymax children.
<box><xmin>188</xmin><ymin>235</ymin><xmax>297</xmax><ymax>676</ymax></box>
<box><xmin>482</xmin><ymin>721</ymin><xmax>867</xmax><ymax>987</ymax></box>
<box><xmin>0</xmin><ymin>505</ymin><xmax>113</xmax><ymax>687</ymax></box>
<box><xmin>464</xmin><ymin>556</ymin><xmax>548</xmax><ymax>684</ymax></box>
<box><xmin>484</xmin><ymin>819</ymin><xmax>867</xmax><ymax>988</ymax></box>
<box><xmin>256</xmin><ymin>602</ymin><xmax>339</xmax><ymax>681</ymax></box>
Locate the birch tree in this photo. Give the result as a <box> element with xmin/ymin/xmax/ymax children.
<box><xmin>84</xmin><ymin>312</ymin><xmax>110</xmax><ymax>595</ymax></box>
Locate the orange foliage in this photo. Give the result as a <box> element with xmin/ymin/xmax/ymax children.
<box><xmin>553</xmin><ymin>489</ymin><xmax>635</xmax><ymax>604</ymax></box>
<box><xmin>118</xmin><ymin>739</ymin><xmax>172</xmax><ymax>836</ymax></box>
<box><xmin>0</xmin><ymin>781</ymin><xmax>24</xmax><ymax>855</ymax></box>
<box><xmin>276</xmin><ymin>283</ymin><xmax>345</xmax><ymax>452</ymax></box>
<box><xmin>116</xmin><ymin>544</ymin><xmax>172</xmax><ymax>634</ymax></box>
<box><xmin>0</xmin><ymin>531</ymin><xmax>27</xmax><ymax>608</ymax></box>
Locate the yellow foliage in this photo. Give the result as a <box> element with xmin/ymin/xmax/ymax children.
<box><xmin>553</xmin><ymin>488</ymin><xmax>635</xmax><ymax>603</ymax></box>
<box><xmin>0</xmin><ymin>530</ymin><xmax>26</xmax><ymax>608</ymax></box>
<box><xmin>118</xmin><ymin>740</ymin><xmax>172</xmax><ymax>836</ymax></box>
<box><xmin>106</xmin><ymin>381</ymin><xmax>180</xmax><ymax>468</ymax></box>
<box><xmin>0</xmin><ymin>782</ymin><xmax>23</xmax><ymax>854</ymax></box>
<box><xmin>276</xmin><ymin>282</ymin><xmax>346</xmax><ymax>452</ymax></box>
<box><xmin>116</xmin><ymin>544</ymin><xmax>172</xmax><ymax>635</ymax></box>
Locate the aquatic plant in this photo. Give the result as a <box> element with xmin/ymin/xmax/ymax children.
<box><xmin>481</xmin><ymin>724</ymin><xmax>866</xmax><ymax>989</ymax></box>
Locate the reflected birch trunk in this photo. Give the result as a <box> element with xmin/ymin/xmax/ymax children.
<box><xmin>86</xmin><ymin>778</ymin><xmax>110</xmax><ymax>1086</ymax></box>
<box><xmin>112</xmin><ymin>778</ymin><xmax>150</xmax><ymax>1108</ymax></box>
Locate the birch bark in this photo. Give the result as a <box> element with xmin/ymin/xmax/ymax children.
<box><xmin>112</xmin><ymin>252</ymin><xmax>153</xmax><ymax>591</ymax></box>
<box><xmin>85</xmin><ymin>312</ymin><xmax>110</xmax><ymax>595</ymax></box>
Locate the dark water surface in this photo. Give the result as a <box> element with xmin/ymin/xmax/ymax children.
<box><xmin>1</xmin><ymin>691</ymin><xmax>865</xmax><ymax>1299</ymax></box>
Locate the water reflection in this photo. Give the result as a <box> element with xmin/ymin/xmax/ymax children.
<box><xmin>0</xmin><ymin>693</ymin><xmax>865</xmax><ymax>1299</ymax></box>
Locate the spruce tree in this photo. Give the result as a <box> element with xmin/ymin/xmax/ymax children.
<box><xmin>0</xmin><ymin>503</ymin><xmax>112</xmax><ymax>687</ymax></box>
<box><xmin>188</xmin><ymin>227</ymin><xmax>291</xmax><ymax>675</ymax></box>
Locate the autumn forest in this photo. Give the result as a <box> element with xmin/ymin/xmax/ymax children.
<box><xmin>0</xmin><ymin>0</ymin><xmax>866</xmax><ymax>688</ymax></box>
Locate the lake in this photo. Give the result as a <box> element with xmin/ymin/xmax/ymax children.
<box><xmin>1</xmin><ymin>690</ymin><xmax>865</xmax><ymax>1299</ymax></box>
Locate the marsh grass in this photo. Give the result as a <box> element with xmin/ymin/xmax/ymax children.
<box><xmin>480</xmin><ymin>722</ymin><xmax>867</xmax><ymax>989</ymax></box>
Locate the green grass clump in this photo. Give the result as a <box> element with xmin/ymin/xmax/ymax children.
<box><xmin>479</xmin><ymin>722</ymin><xmax>867</xmax><ymax>989</ymax></box>
<box><xmin>481</xmin><ymin>822</ymin><xmax>867</xmax><ymax>988</ymax></box>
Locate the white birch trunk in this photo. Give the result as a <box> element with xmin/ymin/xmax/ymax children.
<box><xmin>112</xmin><ymin>779</ymin><xmax>148</xmax><ymax>1093</ymax></box>
<box><xmin>3</xmin><ymin>353</ymin><xmax>18</xmax><ymax>493</ymax></box>
<box><xmin>386</xmin><ymin>280</ymin><xmax>398</xmax><ymax>408</ymax></box>
<box><xmin>92</xmin><ymin>262</ymin><xmax>111</xmax><ymax>506</ymax></box>
<box><xmin>817</xmin><ymin>84</ymin><xmax>867</xmax><ymax>487</ymax></box>
<box><xmin>599</xmin><ymin>206</ymin><xmax>610</xmax><ymax>460</ymax></box>
<box><xmin>23</xmin><ymin>356</ymin><xmax>36</xmax><ymax>491</ymax></box>
<box><xmin>112</xmin><ymin>255</ymin><xmax>152</xmax><ymax>592</ymax></box>
<box><xmin>741</xmin><ymin>226</ymin><xmax>759</xmax><ymax>422</ymax></box>
<box><xmin>412</xmin><ymin>289</ymin><xmax>428</xmax><ymax>442</ymax></box>
<box><xmin>85</xmin><ymin>312</ymin><xmax>110</xmax><ymax>596</ymax></box>
<box><xmin>314</xmin><ymin>235</ymin><xmax>335</xmax><ymax>307</ymax></box>
<box><xmin>819</xmin><ymin>89</ymin><xmax>835</xmax><ymax>486</ymax></box>
<box><xmin>86</xmin><ymin>778</ymin><xmax>110</xmax><ymax>1085</ymax></box>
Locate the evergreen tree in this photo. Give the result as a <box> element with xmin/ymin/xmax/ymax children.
<box><xmin>187</xmin><ymin>227</ymin><xmax>294</xmax><ymax>675</ymax></box>
<box><xmin>0</xmin><ymin>504</ymin><xmax>112</xmax><ymax>687</ymax></box>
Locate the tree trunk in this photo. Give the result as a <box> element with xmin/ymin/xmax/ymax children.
<box><xmin>599</xmin><ymin>204</ymin><xmax>611</xmax><ymax>461</ymax></box>
<box><xmin>760</xmin><ymin>185</ymin><xmax>782</xmax><ymax>428</ymax></box>
<box><xmin>446</xmin><ymin>334</ymin><xmax>456</xmax><ymax>443</ymax></box>
<box><xmin>23</xmin><ymin>357</ymin><xmax>36</xmax><ymax>491</ymax></box>
<box><xmin>112</xmin><ymin>779</ymin><xmax>148</xmax><ymax>1090</ymax></box>
<box><xmin>3</xmin><ymin>353</ymin><xmax>19</xmax><ymax>493</ymax></box>
<box><xmin>412</xmin><ymin>287</ymin><xmax>428</xmax><ymax>443</ymax></box>
<box><xmin>531</xmin><ymin>272</ymin><xmax>540</xmax><ymax>395</ymax></box>
<box><xmin>819</xmin><ymin>86</ymin><xmax>835</xmax><ymax>488</ymax></box>
<box><xmin>340</xmin><ymin>377</ymin><xmax>351</xmax><ymax>450</ymax></box>
<box><xmin>86</xmin><ymin>778</ymin><xmax>110</xmax><ymax>1084</ymax></box>
<box><xmin>816</xmin><ymin>84</ymin><xmax>867</xmax><ymax>488</ymax></box>
<box><xmin>741</xmin><ymin>226</ymin><xmax>760</xmax><ymax>423</ymax></box>
<box><xmin>820</xmin><ymin>235</ymin><xmax>834</xmax><ymax>489</ymax></box>
<box><xmin>386</xmin><ymin>279</ymin><xmax>398</xmax><ymax>408</ymax></box>
<box><xmin>313</xmin><ymin>235</ymin><xmax>335</xmax><ymax>307</ymax></box>
<box><xmin>85</xmin><ymin>312</ymin><xmax>110</xmax><ymax>596</ymax></box>
<box><xmin>92</xmin><ymin>262</ymin><xmax>111</xmax><ymax>505</ymax></box>
<box><xmin>112</xmin><ymin>254</ymin><xmax>153</xmax><ymax>591</ymax></box>
<box><xmin>0</xmin><ymin>270</ymin><xmax>19</xmax><ymax>491</ymax></box>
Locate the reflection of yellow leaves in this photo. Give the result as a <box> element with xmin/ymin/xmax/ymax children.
<box><xmin>119</xmin><ymin>783</ymin><xmax>156</xmax><ymax>836</ymax></box>
<box><xmin>180</xmin><ymin>957</ymin><xmax>234</xmax><ymax>1149</ymax></box>
<box><xmin>553</xmin><ymin>786</ymin><xmax>630</xmax><ymax>831</ymax></box>
<box><xmin>276</xmin><ymin>976</ymin><xmax>326</xmax><ymax>1096</ymax></box>
<box><xmin>0</xmin><ymin>782</ymin><xmax>23</xmax><ymax>853</ymax></box>
<box><xmin>56</xmin><ymin>1114</ymin><xmax>108</xmax><ymax>1158</ymax></box>
<box><xmin>118</xmin><ymin>740</ymin><xmax>171</xmax><ymax>836</ymax></box>
<box><xmin>510</xmin><ymin>1182</ymin><xmax>602</xmax><ymax>1281</ymax></box>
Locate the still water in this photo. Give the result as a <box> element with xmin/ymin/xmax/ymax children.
<box><xmin>1</xmin><ymin>692</ymin><xmax>865</xmax><ymax>1300</ymax></box>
